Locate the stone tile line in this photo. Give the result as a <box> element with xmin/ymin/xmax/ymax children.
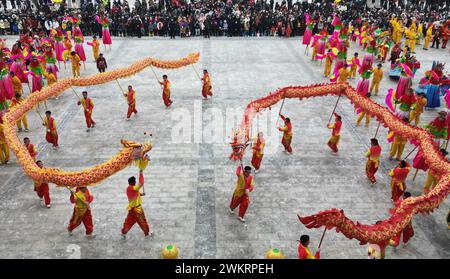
<box><xmin>194</xmin><ymin>39</ymin><xmax>217</xmax><ymax>259</ymax></box>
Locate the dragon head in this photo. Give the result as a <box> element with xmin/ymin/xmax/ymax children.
<box><xmin>120</xmin><ymin>139</ymin><xmax>153</xmax><ymax>160</ymax></box>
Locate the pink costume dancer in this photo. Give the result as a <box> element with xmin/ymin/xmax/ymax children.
<box><xmin>316</xmin><ymin>36</ymin><xmax>326</xmax><ymax>58</ymax></box>
<box><xmin>0</xmin><ymin>58</ymin><xmax>13</xmax><ymax>100</ymax></box>
<box><xmin>362</xmin><ymin>37</ymin><xmax>375</xmax><ymax>69</ymax></box>
<box><xmin>72</xmin><ymin>19</ymin><xmax>86</xmax><ymax>63</ymax></box>
<box><xmin>42</xmin><ymin>41</ymin><xmax>59</xmax><ymax>79</ymax></box>
<box><xmin>10</xmin><ymin>55</ymin><xmax>28</xmax><ymax>84</ymax></box>
<box><xmin>302</xmin><ymin>13</ymin><xmax>313</xmax><ymax>48</ymax></box>
<box><xmin>52</xmin><ymin>29</ymin><xmax>66</xmax><ymax>65</ymax></box>
<box><xmin>396</xmin><ymin>63</ymin><xmax>413</xmax><ymax>100</ymax></box>
<box><xmin>98</xmin><ymin>15</ymin><xmax>112</xmax><ymax>47</ymax></box>
<box><xmin>332</xmin><ymin>41</ymin><xmax>348</xmax><ymax>75</ymax></box>
<box><xmin>28</xmin><ymin>56</ymin><xmax>44</xmax><ymax>93</ymax></box>
<box><xmin>311</xmin><ymin>34</ymin><xmax>326</xmax><ymax>60</ymax></box>
<box><xmin>356</xmin><ymin>63</ymin><xmax>373</xmax><ymax>97</ymax></box>
<box><xmin>331</xmin><ymin>14</ymin><xmax>342</xmax><ymax>37</ymax></box>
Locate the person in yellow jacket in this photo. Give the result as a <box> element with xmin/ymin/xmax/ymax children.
<box><xmin>409</xmin><ymin>93</ymin><xmax>427</xmax><ymax>126</ymax></box>
<box><xmin>11</xmin><ymin>93</ymin><xmax>28</xmax><ymax>132</ymax></box>
<box><xmin>44</xmin><ymin>68</ymin><xmax>58</xmax><ymax>99</ymax></box>
<box><xmin>69</xmin><ymin>51</ymin><xmax>81</xmax><ymax>78</ymax></box>
<box><xmin>323</xmin><ymin>49</ymin><xmax>333</xmax><ymax>77</ymax></box>
<box><xmin>64</xmin><ymin>36</ymin><xmax>72</xmax><ymax>52</ymax></box>
<box><xmin>87</xmin><ymin>35</ymin><xmax>100</xmax><ymax>62</ymax></box>
<box><xmin>405</xmin><ymin>28</ymin><xmax>417</xmax><ymax>53</ymax></box>
<box><xmin>356</xmin><ymin>93</ymin><xmax>372</xmax><ymax>127</ymax></box>
<box><xmin>423</xmin><ymin>149</ymin><xmax>448</xmax><ymax>194</ymax></box>
<box><xmin>337</xmin><ymin>64</ymin><xmax>351</xmax><ymax>83</ymax></box>
<box><xmin>423</xmin><ymin>24</ymin><xmax>433</xmax><ymax>50</ymax></box>
<box><xmin>45</xmin><ymin>68</ymin><xmax>57</xmax><ymax>86</ymax></box>
<box><xmin>417</xmin><ymin>23</ymin><xmax>423</xmax><ymax>45</ymax></box>
<box><xmin>0</xmin><ymin>123</ymin><xmax>10</xmax><ymax>164</ymax></box>
<box><xmin>349</xmin><ymin>52</ymin><xmax>359</xmax><ymax>79</ymax></box>
<box><xmin>389</xmin><ymin>132</ymin><xmax>408</xmax><ymax>161</ymax></box>
<box><xmin>395</xmin><ymin>21</ymin><xmax>404</xmax><ymax>44</ymax></box>
<box><xmin>369</xmin><ymin>64</ymin><xmax>383</xmax><ymax>95</ymax></box>
<box><xmin>10</xmin><ymin>72</ymin><xmax>22</xmax><ymax>97</ymax></box>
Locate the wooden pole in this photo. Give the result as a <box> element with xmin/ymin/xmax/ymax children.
<box><xmin>412</xmin><ymin>168</ymin><xmax>419</xmax><ymax>181</ymax></box>
<box><xmin>328</xmin><ymin>94</ymin><xmax>341</xmax><ymax>124</ymax></box>
<box><xmin>115</xmin><ymin>80</ymin><xmax>128</xmax><ymax>103</ymax></box>
<box><xmin>70</xmin><ymin>86</ymin><xmax>81</xmax><ymax>99</ymax></box>
<box><xmin>35</xmin><ymin>108</ymin><xmax>45</xmax><ymax>123</ymax></box>
<box><xmin>150</xmin><ymin>65</ymin><xmax>162</xmax><ymax>84</ymax></box>
<box><xmin>402</xmin><ymin>145</ymin><xmax>419</xmax><ymax>161</ymax></box>
<box><xmin>191</xmin><ymin>64</ymin><xmax>202</xmax><ymax>81</ymax></box>
<box><xmin>374</xmin><ymin>121</ymin><xmax>382</xmax><ymax>138</ymax></box>
<box><xmin>115</xmin><ymin>79</ymin><xmax>125</xmax><ymax>93</ymax></box>
<box><xmin>445</xmin><ymin>140</ymin><xmax>449</xmax><ymax>151</ymax></box>
<box><xmin>318</xmin><ymin>227</ymin><xmax>327</xmax><ymax>249</ymax></box>
<box><xmin>275</xmin><ymin>98</ymin><xmax>286</xmax><ymax>128</ymax></box>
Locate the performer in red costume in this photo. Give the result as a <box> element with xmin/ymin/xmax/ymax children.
<box><xmin>159</xmin><ymin>74</ymin><xmax>173</xmax><ymax>107</ymax></box>
<box><xmin>365</xmin><ymin>138</ymin><xmax>382</xmax><ymax>184</ymax></box>
<box><xmin>121</xmin><ymin>176</ymin><xmax>152</xmax><ymax>238</ymax></box>
<box><xmin>77</xmin><ymin>91</ymin><xmax>96</xmax><ymax>131</ymax></box>
<box><xmin>201</xmin><ymin>69</ymin><xmax>213</xmax><ymax>99</ymax></box>
<box><xmin>395</xmin><ymin>87</ymin><xmax>416</xmax><ymax>119</ymax></box>
<box><xmin>42</xmin><ymin>111</ymin><xmax>58</xmax><ymax>148</ymax></box>
<box><xmin>389</xmin><ymin>192</ymin><xmax>414</xmax><ymax>247</ymax></box>
<box><xmin>389</xmin><ymin>160</ymin><xmax>411</xmax><ymax>203</ymax></box>
<box><xmin>327</xmin><ymin>113</ymin><xmax>342</xmax><ymax>153</ymax></box>
<box><xmin>123</xmin><ymin>85</ymin><xmax>138</xmax><ymax>120</ymax></box>
<box><xmin>34</xmin><ymin>160</ymin><xmax>51</xmax><ymax>208</ymax></box>
<box><xmin>251</xmin><ymin>132</ymin><xmax>265</xmax><ymax>172</ymax></box>
<box><xmin>67</xmin><ymin>186</ymin><xmax>95</xmax><ymax>237</ymax></box>
<box><xmin>229</xmin><ymin>165</ymin><xmax>254</xmax><ymax>223</ymax></box>
<box><xmin>298</xmin><ymin>234</ymin><xmax>320</xmax><ymax>259</ymax></box>
<box><xmin>278</xmin><ymin>114</ymin><xmax>293</xmax><ymax>153</ymax></box>
<box><xmin>24</xmin><ymin>137</ymin><xmax>37</xmax><ymax>161</ymax></box>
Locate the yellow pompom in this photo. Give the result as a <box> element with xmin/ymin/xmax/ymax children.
<box><xmin>162</xmin><ymin>245</ymin><xmax>179</xmax><ymax>259</ymax></box>
<box><xmin>265</xmin><ymin>248</ymin><xmax>285</xmax><ymax>259</ymax></box>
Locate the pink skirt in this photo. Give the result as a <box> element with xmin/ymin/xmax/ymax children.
<box><xmin>413</xmin><ymin>148</ymin><xmax>428</xmax><ymax>171</ymax></box>
<box><xmin>317</xmin><ymin>41</ymin><xmax>326</xmax><ymax>56</ymax></box>
<box><xmin>11</xmin><ymin>63</ymin><xmax>28</xmax><ymax>83</ymax></box>
<box><xmin>0</xmin><ymin>77</ymin><xmax>14</xmax><ymax>100</ymax></box>
<box><xmin>356</xmin><ymin>78</ymin><xmax>370</xmax><ymax>96</ymax></box>
<box><xmin>396</xmin><ymin>76</ymin><xmax>411</xmax><ymax>99</ymax></box>
<box><xmin>32</xmin><ymin>75</ymin><xmax>43</xmax><ymax>93</ymax></box>
<box><xmin>102</xmin><ymin>27</ymin><xmax>112</xmax><ymax>45</ymax></box>
<box><xmin>45</xmin><ymin>64</ymin><xmax>59</xmax><ymax>79</ymax></box>
<box><xmin>362</xmin><ymin>53</ymin><xmax>374</xmax><ymax>68</ymax></box>
<box><xmin>302</xmin><ymin>28</ymin><xmax>312</xmax><ymax>45</ymax></box>
<box><xmin>75</xmin><ymin>44</ymin><xmax>86</xmax><ymax>62</ymax></box>
<box><xmin>55</xmin><ymin>42</ymin><xmax>65</xmax><ymax>62</ymax></box>
<box><xmin>333</xmin><ymin>59</ymin><xmax>346</xmax><ymax>73</ymax></box>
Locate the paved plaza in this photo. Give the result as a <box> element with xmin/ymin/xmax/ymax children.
<box><xmin>0</xmin><ymin>37</ymin><xmax>449</xmax><ymax>259</ymax></box>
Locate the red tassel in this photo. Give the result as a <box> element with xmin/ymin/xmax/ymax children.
<box><xmin>139</xmin><ymin>172</ymin><xmax>144</xmax><ymax>185</ymax></box>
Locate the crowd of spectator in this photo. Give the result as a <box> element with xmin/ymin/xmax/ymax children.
<box><xmin>0</xmin><ymin>0</ymin><xmax>449</xmax><ymax>40</ymax></box>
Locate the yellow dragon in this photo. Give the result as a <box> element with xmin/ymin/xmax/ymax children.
<box><xmin>1</xmin><ymin>53</ymin><xmax>199</xmax><ymax>187</ymax></box>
